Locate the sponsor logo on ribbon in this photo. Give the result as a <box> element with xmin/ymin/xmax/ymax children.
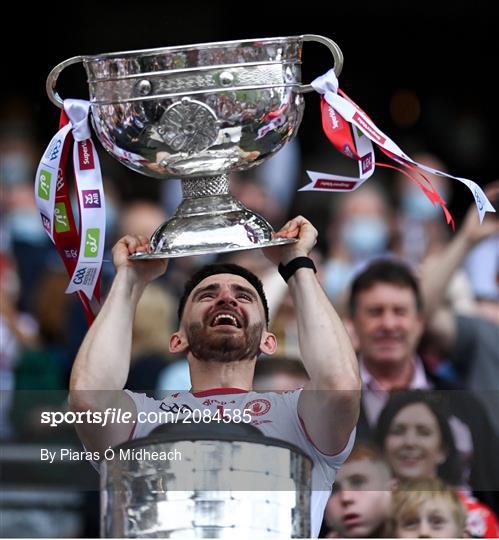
<box><xmin>78</xmin><ymin>140</ymin><xmax>95</xmax><ymax>170</ymax></box>
<box><xmin>352</xmin><ymin>112</ymin><xmax>387</xmax><ymax>145</ymax></box>
<box><xmin>305</xmin><ymin>69</ymin><xmax>495</xmax><ymax>223</ymax></box>
<box><xmin>328</xmin><ymin>106</ymin><xmax>341</xmax><ymax>130</ymax></box>
<box><xmin>64</xmin><ymin>248</ymin><xmax>79</xmax><ymax>259</ymax></box>
<box><xmin>315</xmin><ymin>179</ymin><xmax>357</xmax><ymax>190</ymax></box>
<box><xmin>56</xmin><ymin>168</ymin><xmax>65</xmax><ymax>192</ymax></box>
<box><xmin>54</xmin><ymin>202</ymin><xmax>70</xmax><ymax>233</ymax></box>
<box><xmin>71</xmin><ymin>266</ymin><xmax>98</xmax><ymax>286</ymax></box>
<box><xmin>361</xmin><ymin>153</ymin><xmax>373</xmax><ymax>174</ymax></box>
<box><xmin>45</xmin><ymin>138</ymin><xmax>62</xmax><ymax>161</ymax></box>
<box><xmin>40</xmin><ymin>213</ymin><xmax>51</xmax><ymax>233</ymax></box>
<box><xmin>37</xmin><ymin>169</ymin><xmax>52</xmax><ymax>200</ymax></box>
<box><xmin>35</xmin><ymin>102</ymin><xmax>104</xmax><ymax>322</ymax></box>
<box><xmin>82</xmin><ymin>189</ymin><xmax>101</xmax><ymax>208</ymax></box>
<box><xmin>84</xmin><ymin>228</ymin><xmax>100</xmax><ymax>257</ymax></box>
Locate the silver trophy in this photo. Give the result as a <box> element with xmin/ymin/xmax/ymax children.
<box><xmin>101</xmin><ymin>423</ymin><xmax>312</xmax><ymax>537</ymax></box>
<box><xmin>47</xmin><ymin>35</ymin><xmax>343</xmax><ymax>258</ymax></box>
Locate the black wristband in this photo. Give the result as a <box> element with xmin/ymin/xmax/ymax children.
<box><xmin>278</xmin><ymin>257</ymin><xmax>317</xmax><ymax>283</ymax></box>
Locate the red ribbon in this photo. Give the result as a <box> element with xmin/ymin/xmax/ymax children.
<box><xmin>319</xmin><ymin>94</ymin><xmax>454</xmax><ymax>228</ymax></box>
<box><xmin>54</xmin><ymin>111</ymin><xmax>101</xmax><ymax>325</ymax></box>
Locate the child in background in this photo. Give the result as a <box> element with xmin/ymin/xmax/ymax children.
<box><xmin>389</xmin><ymin>477</ymin><xmax>467</xmax><ymax>538</ymax></box>
<box><xmin>323</xmin><ymin>442</ymin><xmax>392</xmax><ymax>538</ymax></box>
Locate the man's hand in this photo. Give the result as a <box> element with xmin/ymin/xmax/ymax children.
<box><xmin>112</xmin><ymin>234</ymin><xmax>168</xmax><ymax>285</ymax></box>
<box><xmin>263</xmin><ymin>215</ymin><xmax>318</xmax><ymax>266</ymax></box>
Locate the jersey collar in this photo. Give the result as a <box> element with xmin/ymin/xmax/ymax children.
<box><xmin>192</xmin><ymin>387</ymin><xmax>249</xmax><ymax>397</ymax></box>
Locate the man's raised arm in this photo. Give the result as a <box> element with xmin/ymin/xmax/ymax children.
<box><xmin>69</xmin><ymin>235</ymin><xmax>167</xmax><ymax>455</ymax></box>
<box><xmin>265</xmin><ymin>216</ymin><xmax>361</xmax><ymax>455</ymax></box>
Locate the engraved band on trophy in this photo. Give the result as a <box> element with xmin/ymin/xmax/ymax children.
<box><xmin>46</xmin><ymin>35</ymin><xmax>343</xmax><ymax>258</ymax></box>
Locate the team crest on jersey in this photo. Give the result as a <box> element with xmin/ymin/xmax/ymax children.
<box><xmin>244</xmin><ymin>398</ymin><xmax>271</xmax><ymax>416</ymax></box>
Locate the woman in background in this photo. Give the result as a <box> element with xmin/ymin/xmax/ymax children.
<box><xmin>376</xmin><ymin>390</ymin><xmax>498</xmax><ymax>538</ymax></box>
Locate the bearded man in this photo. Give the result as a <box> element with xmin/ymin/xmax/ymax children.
<box><xmin>69</xmin><ymin>215</ymin><xmax>361</xmax><ymax>537</ymax></box>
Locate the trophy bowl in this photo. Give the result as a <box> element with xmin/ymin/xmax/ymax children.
<box><xmin>47</xmin><ymin>35</ymin><xmax>343</xmax><ymax>258</ymax></box>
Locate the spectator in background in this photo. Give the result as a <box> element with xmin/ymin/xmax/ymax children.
<box><xmin>255</xmin><ymin>138</ymin><xmax>301</xmax><ymax>220</ymax></box>
<box><xmin>13</xmin><ymin>267</ymin><xmax>73</xmax><ymax>390</ymax></box>
<box><xmin>419</xmin><ymin>181</ymin><xmax>499</xmax><ymax>433</ymax></box>
<box><xmin>394</xmin><ymin>152</ymin><xmax>453</xmax><ymax>266</ymax></box>
<box><xmin>117</xmin><ymin>199</ymin><xmax>168</xmax><ymax>241</ymax></box>
<box><xmin>126</xmin><ymin>282</ymin><xmax>177</xmax><ymax>396</ymax></box>
<box><xmin>347</xmin><ymin>258</ymin><xmax>499</xmax><ymax>511</ymax></box>
<box><xmin>464</xmin><ymin>233</ymin><xmax>499</xmax><ymax>325</ymax></box>
<box><xmin>253</xmin><ymin>357</ymin><xmax>309</xmax><ymax>392</ymax></box>
<box><xmin>322</xmin><ymin>442</ymin><xmax>392</xmax><ymax>538</ymax></box>
<box><xmin>2</xmin><ymin>181</ymin><xmax>51</xmax><ymax>313</ymax></box>
<box><xmin>9</xmin><ymin>266</ymin><xmax>76</xmax><ymax>443</ymax></box>
<box><xmin>264</xmin><ymin>248</ymin><xmax>324</xmax><ymax>358</ymax></box>
<box><xmin>323</xmin><ymin>184</ymin><xmax>393</xmax><ymax>305</ymax></box>
<box><xmin>376</xmin><ymin>390</ymin><xmax>499</xmax><ymax>538</ymax></box>
<box><xmin>231</xmin><ymin>170</ymin><xmax>285</xmax><ymax>229</ymax></box>
<box><xmin>0</xmin><ymin>254</ymin><xmax>38</xmax><ymax>439</ymax></box>
<box><xmin>388</xmin><ymin>478</ymin><xmax>468</xmax><ymax>539</ymax></box>
<box><xmin>0</xmin><ymin>102</ymin><xmax>53</xmax><ymax>314</ymax></box>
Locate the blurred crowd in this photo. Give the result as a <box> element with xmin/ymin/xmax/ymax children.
<box><xmin>1</xmin><ymin>97</ymin><xmax>498</xmax><ymax>538</ymax></box>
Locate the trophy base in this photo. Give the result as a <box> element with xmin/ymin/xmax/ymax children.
<box><xmin>129</xmin><ymin>177</ymin><xmax>297</xmax><ymax>259</ymax></box>
<box><xmin>129</xmin><ymin>236</ymin><xmax>296</xmax><ymax>260</ymax></box>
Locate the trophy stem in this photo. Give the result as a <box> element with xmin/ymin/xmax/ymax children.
<box><xmin>136</xmin><ymin>173</ymin><xmax>296</xmax><ymax>259</ymax></box>
<box><xmin>181</xmin><ymin>175</ymin><xmax>230</xmax><ymax>198</ymax></box>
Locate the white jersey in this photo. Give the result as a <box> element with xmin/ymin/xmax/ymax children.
<box><xmin>125</xmin><ymin>387</ymin><xmax>355</xmax><ymax>537</ymax></box>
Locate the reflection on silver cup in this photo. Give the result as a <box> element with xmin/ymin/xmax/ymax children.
<box><xmin>101</xmin><ymin>422</ymin><xmax>313</xmax><ymax>537</ymax></box>
<box><xmin>47</xmin><ymin>35</ymin><xmax>343</xmax><ymax>258</ymax></box>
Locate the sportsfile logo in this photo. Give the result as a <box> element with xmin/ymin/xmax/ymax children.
<box><xmin>54</xmin><ymin>203</ymin><xmax>70</xmax><ymax>233</ymax></box>
<box><xmin>37</xmin><ymin>170</ymin><xmax>52</xmax><ymax>200</ymax></box>
<box><xmin>78</xmin><ymin>140</ymin><xmax>95</xmax><ymax>170</ymax></box>
<box><xmin>84</xmin><ymin>228</ymin><xmax>100</xmax><ymax>257</ymax></box>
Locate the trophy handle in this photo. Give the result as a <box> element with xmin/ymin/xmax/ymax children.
<box><xmin>297</xmin><ymin>34</ymin><xmax>344</xmax><ymax>93</ymax></box>
<box><xmin>46</xmin><ymin>56</ymin><xmax>84</xmax><ymax>108</ymax></box>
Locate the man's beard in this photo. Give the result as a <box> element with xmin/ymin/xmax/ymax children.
<box><xmin>186</xmin><ymin>321</ymin><xmax>264</xmax><ymax>363</ymax></box>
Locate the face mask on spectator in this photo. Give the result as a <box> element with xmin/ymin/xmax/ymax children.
<box><xmin>8</xmin><ymin>209</ymin><xmax>47</xmax><ymax>245</ymax></box>
<box><xmin>402</xmin><ymin>189</ymin><xmax>441</xmax><ymax>221</ymax></box>
<box><xmin>324</xmin><ymin>259</ymin><xmax>356</xmax><ymax>299</ymax></box>
<box><xmin>0</xmin><ymin>151</ymin><xmax>33</xmax><ymax>186</ymax></box>
<box><xmin>341</xmin><ymin>217</ymin><xmax>388</xmax><ymax>257</ymax></box>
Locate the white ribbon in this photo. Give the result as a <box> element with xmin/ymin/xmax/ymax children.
<box><xmin>301</xmin><ymin>121</ymin><xmax>375</xmax><ymax>192</ymax></box>
<box><xmin>35</xmin><ymin>99</ymin><xmax>105</xmax><ymax>304</ymax></box>
<box><xmin>63</xmin><ymin>100</ymin><xmax>106</xmax><ymax>300</ymax></box>
<box><xmin>35</xmin><ymin>123</ymin><xmax>72</xmax><ymax>241</ymax></box>
<box><xmin>304</xmin><ymin>69</ymin><xmax>495</xmax><ymax>222</ymax></box>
